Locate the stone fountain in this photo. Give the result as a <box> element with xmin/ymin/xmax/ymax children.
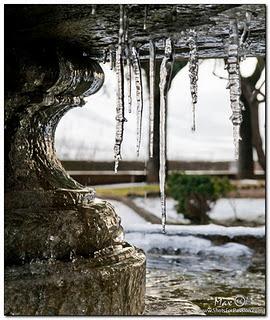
<box><xmin>4</xmin><ymin>4</ymin><xmax>265</xmax><ymax>316</ymax></box>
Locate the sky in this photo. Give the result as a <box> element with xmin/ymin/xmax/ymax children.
<box><xmin>55</xmin><ymin>58</ymin><xmax>265</xmax><ymax>162</ymax></box>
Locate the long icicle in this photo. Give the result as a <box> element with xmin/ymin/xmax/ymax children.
<box><xmin>159</xmin><ymin>38</ymin><xmax>174</xmax><ymax>233</ymax></box>
<box><xmin>131</xmin><ymin>46</ymin><xmax>143</xmax><ymax>157</ymax></box>
<box><xmin>188</xmin><ymin>29</ymin><xmax>199</xmax><ymax>132</ymax></box>
<box><xmin>124</xmin><ymin>6</ymin><xmax>132</xmax><ymax>113</ymax></box>
<box><xmin>149</xmin><ymin>39</ymin><xmax>156</xmax><ymax>158</ymax></box>
<box><xmin>225</xmin><ymin>19</ymin><xmax>242</xmax><ymax>160</ymax></box>
<box><xmin>114</xmin><ymin>5</ymin><xmax>125</xmax><ymax>172</ymax></box>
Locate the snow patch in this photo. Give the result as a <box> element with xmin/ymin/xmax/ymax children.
<box><xmin>107</xmin><ymin>199</ymin><xmax>148</xmax><ymax>229</ymax></box>
<box><xmin>209</xmin><ymin>198</ymin><xmax>265</xmax><ymax>224</ymax></box>
<box><xmin>126</xmin><ymin>233</ymin><xmax>253</xmax><ymax>257</ymax></box>
<box><xmin>125</xmin><ymin>223</ymin><xmax>265</xmax><ymax>238</ymax></box>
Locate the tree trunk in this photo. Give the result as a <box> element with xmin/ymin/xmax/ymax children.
<box><xmin>240</xmin><ymin>58</ymin><xmax>265</xmax><ymax>174</ymax></box>
<box><xmin>238</xmin><ymin>91</ymin><xmax>254</xmax><ymax>178</ymax></box>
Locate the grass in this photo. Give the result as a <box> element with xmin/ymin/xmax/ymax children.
<box><xmin>94</xmin><ymin>179</ymin><xmax>265</xmax><ymax>198</ymax></box>
<box><xmin>95</xmin><ymin>184</ymin><xmax>160</xmax><ymax>197</ymax></box>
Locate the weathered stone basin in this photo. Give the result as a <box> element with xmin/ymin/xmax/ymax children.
<box><xmin>4</xmin><ymin>26</ymin><xmax>146</xmax><ymax>315</ymax></box>
<box><xmin>5</xmin><ymin>243</ymin><xmax>145</xmax><ymax>315</ymax></box>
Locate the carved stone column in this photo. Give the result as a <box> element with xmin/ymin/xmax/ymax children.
<box><xmin>5</xmin><ymin>45</ymin><xmax>145</xmax><ymax>315</ymax></box>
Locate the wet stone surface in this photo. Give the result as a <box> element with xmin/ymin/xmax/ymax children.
<box><xmin>4</xmin><ymin>23</ymin><xmax>146</xmax><ymax>315</ymax></box>
<box><xmin>144</xmin><ymin>250</ymin><xmax>265</xmax><ymax>315</ymax></box>
<box><xmin>5</xmin><ymin>246</ymin><xmax>146</xmax><ymax>316</ymax></box>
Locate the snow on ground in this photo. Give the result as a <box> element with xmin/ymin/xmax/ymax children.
<box><xmin>101</xmin><ymin>198</ymin><xmax>264</xmax><ymax>255</ymax></box>
<box><xmin>100</xmin><ymin>197</ymin><xmax>265</xmax><ymax>238</ymax></box>
<box><xmin>125</xmin><ymin>223</ymin><xmax>265</xmax><ymax>238</ymax></box>
<box><xmin>125</xmin><ymin>233</ymin><xmax>253</xmax><ymax>257</ymax></box>
<box><xmin>209</xmin><ymin>198</ymin><xmax>265</xmax><ymax>224</ymax></box>
<box><xmin>106</xmin><ymin>199</ymin><xmax>149</xmax><ymax>229</ymax></box>
<box><xmin>133</xmin><ymin>197</ymin><xmax>265</xmax><ymax>225</ymax></box>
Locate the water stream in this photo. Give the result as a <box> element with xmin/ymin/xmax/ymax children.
<box><xmin>145</xmin><ymin>250</ymin><xmax>265</xmax><ymax>315</ymax></box>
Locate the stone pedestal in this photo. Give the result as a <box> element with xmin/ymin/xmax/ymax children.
<box><xmin>4</xmin><ymin>44</ymin><xmax>146</xmax><ymax>315</ymax></box>
<box><xmin>5</xmin><ymin>243</ymin><xmax>145</xmax><ymax>316</ymax></box>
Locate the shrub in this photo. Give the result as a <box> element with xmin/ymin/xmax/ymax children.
<box><xmin>167</xmin><ymin>172</ymin><xmax>233</xmax><ymax>224</ymax></box>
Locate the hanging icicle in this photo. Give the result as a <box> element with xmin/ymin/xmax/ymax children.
<box><xmin>240</xmin><ymin>11</ymin><xmax>252</xmax><ymax>60</ymax></box>
<box><xmin>225</xmin><ymin>19</ymin><xmax>242</xmax><ymax>160</ymax></box>
<box><xmin>188</xmin><ymin>29</ymin><xmax>199</xmax><ymax>132</ymax></box>
<box><xmin>159</xmin><ymin>38</ymin><xmax>174</xmax><ymax>233</ymax></box>
<box><xmin>149</xmin><ymin>39</ymin><xmax>156</xmax><ymax>158</ymax></box>
<box><xmin>124</xmin><ymin>6</ymin><xmax>132</xmax><ymax>113</ymax></box>
<box><xmin>131</xmin><ymin>46</ymin><xmax>143</xmax><ymax>157</ymax></box>
<box><xmin>114</xmin><ymin>5</ymin><xmax>126</xmax><ymax>172</ymax></box>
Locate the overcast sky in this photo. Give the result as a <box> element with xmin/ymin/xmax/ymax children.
<box><xmin>55</xmin><ymin>58</ymin><xmax>265</xmax><ymax>162</ymax></box>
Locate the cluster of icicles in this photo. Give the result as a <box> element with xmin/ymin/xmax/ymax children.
<box><xmin>104</xmin><ymin>5</ymin><xmax>251</xmax><ymax>233</ymax></box>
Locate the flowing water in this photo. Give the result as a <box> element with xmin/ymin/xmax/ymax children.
<box><xmin>144</xmin><ymin>250</ymin><xmax>265</xmax><ymax>315</ymax></box>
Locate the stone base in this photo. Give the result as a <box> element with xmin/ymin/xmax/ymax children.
<box><xmin>5</xmin><ymin>246</ymin><xmax>146</xmax><ymax>315</ymax></box>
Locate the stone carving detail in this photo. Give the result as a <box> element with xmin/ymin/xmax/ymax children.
<box><xmin>5</xmin><ymin>49</ymin><xmax>104</xmax><ymax>191</ymax></box>
<box><xmin>5</xmin><ymin>45</ymin><xmax>146</xmax><ymax>315</ymax></box>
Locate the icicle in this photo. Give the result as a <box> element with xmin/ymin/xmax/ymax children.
<box><xmin>159</xmin><ymin>38</ymin><xmax>174</xmax><ymax>233</ymax></box>
<box><xmin>143</xmin><ymin>5</ymin><xmax>148</xmax><ymax>30</ymax></box>
<box><xmin>91</xmin><ymin>5</ymin><xmax>96</xmax><ymax>15</ymax></box>
<box><xmin>124</xmin><ymin>6</ymin><xmax>132</xmax><ymax>113</ymax></box>
<box><xmin>114</xmin><ymin>5</ymin><xmax>125</xmax><ymax>172</ymax></box>
<box><xmin>131</xmin><ymin>46</ymin><xmax>143</xmax><ymax>157</ymax></box>
<box><xmin>149</xmin><ymin>39</ymin><xmax>156</xmax><ymax>158</ymax></box>
<box><xmin>188</xmin><ymin>29</ymin><xmax>199</xmax><ymax>132</ymax></box>
<box><xmin>240</xmin><ymin>11</ymin><xmax>252</xmax><ymax>60</ymax></box>
<box><xmin>226</xmin><ymin>19</ymin><xmax>242</xmax><ymax>160</ymax></box>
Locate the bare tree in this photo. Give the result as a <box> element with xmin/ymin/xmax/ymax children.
<box><xmin>213</xmin><ymin>57</ymin><xmax>265</xmax><ymax>178</ymax></box>
<box><xmin>239</xmin><ymin>57</ymin><xmax>265</xmax><ymax>177</ymax></box>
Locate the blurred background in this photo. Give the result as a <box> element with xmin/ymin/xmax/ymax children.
<box><xmin>55</xmin><ymin>57</ymin><xmax>265</xmax><ymax>184</ymax></box>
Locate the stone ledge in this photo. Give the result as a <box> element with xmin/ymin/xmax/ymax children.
<box><xmin>5</xmin><ymin>246</ymin><xmax>146</xmax><ymax>315</ymax></box>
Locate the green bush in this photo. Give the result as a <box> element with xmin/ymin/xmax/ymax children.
<box><xmin>167</xmin><ymin>172</ymin><xmax>233</xmax><ymax>224</ymax></box>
